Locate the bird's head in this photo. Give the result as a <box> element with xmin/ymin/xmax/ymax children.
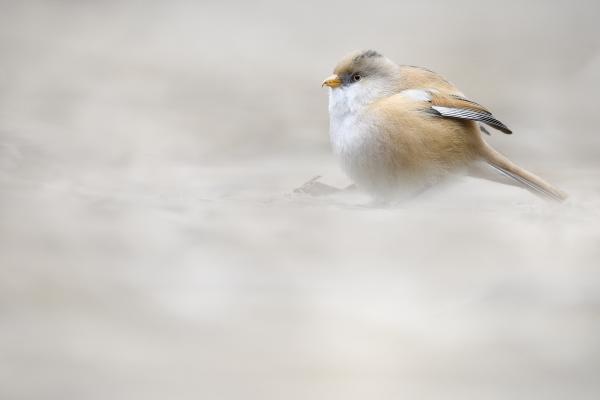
<box><xmin>322</xmin><ymin>50</ymin><xmax>400</xmax><ymax>111</ymax></box>
<box><xmin>322</xmin><ymin>50</ymin><xmax>398</xmax><ymax>90</ymax></box>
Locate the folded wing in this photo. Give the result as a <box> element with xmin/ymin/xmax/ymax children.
<box><xmin>400</xmin><ymin>89</ymin><xmax>512</xmax><ymax>134</ymax></box>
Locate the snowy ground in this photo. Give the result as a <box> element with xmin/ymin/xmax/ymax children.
<box><xmin>1</xmin><ymin>1</ymin><xmax>600</xmax><ymax>399</ymax></box>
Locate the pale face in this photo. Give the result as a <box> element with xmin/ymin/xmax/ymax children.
<box><xmin>328</xmin><ymin>74</ymin><xmax>394</xmax><ymax>118</ymax></box>
<box><xmin>323</xmin><ymin>51</ymin><xmax>400</xmax><ymax>118</ymax></box>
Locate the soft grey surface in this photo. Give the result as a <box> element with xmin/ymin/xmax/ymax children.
<box><xmin>1</xmin><ymin>1</ymin><xmax>600</xmax><ymax>399</ymax></box>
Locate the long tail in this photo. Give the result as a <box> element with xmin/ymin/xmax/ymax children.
<box><xmin>479</xmin><ymin>142</ymin><xmax>568</xmax><ymax>202</ymax></box>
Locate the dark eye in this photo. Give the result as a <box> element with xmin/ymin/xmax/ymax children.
<box><xmin>352</xmin><ymin>73</ymin><xmax>362</xmax><ymax>82</ymax></box>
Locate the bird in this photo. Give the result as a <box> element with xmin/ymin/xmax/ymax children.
<box><xmin>321</xmin><ymin>50</ymin><xmax>567</xmax><ymax>202</ymax></box>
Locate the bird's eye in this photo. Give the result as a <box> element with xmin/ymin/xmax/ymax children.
<box><xmin>352</xmin><ymin>74</ymin><xmax>362</xmax><ymax>82</ymax></box>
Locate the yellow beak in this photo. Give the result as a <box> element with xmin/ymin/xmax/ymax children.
<box><xmin>321</xmin><ymin>74</ymin><xmax>342</xmax><ymax>89</ymax></box>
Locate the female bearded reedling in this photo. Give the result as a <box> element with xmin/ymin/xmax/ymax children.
<box><xmin>321</xmin><ymin>50</ymin><xmax>567</xmax><ymax>201</ymax></box>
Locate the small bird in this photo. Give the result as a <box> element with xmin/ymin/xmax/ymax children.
<box><xmin>321</xmin><ymin>50</ymin><xmax>567</xmax><ymax>201</ymax></box>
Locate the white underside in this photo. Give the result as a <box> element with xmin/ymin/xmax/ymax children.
<box><xmin>328</xmin><ymin>85</ymin><xmax>432</xmax><ymax>199</ymax></box>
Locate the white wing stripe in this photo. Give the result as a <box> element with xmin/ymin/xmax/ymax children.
<box><xmin>400</xmin><ymin>89</ymin><xmax>432</xmax><ymax>102</ymax></box>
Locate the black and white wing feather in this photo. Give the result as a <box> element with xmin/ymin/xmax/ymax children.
<box><xmin>401</xmin><ymin>89</ymin><xmax>512</xmax><ymax>134</ymax></box>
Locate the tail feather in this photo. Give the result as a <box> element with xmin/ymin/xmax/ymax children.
<box><xmin>480</xmin><ymin>142</ymin><xmax>567</xmax><ymax>202</ymax></box>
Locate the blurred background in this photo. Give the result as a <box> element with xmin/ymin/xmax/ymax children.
<box><xmin>1</xmin><ymin>1</ymin><xmax>600</xmax><ymax>399</ymax></box>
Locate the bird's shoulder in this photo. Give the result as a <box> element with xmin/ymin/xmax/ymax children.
<box><xmin>396</xmin><ymin>65</ymin><xmax>460</xmax><ymax>93</ymax></box>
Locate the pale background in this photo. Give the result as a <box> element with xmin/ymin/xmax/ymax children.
<box><xmin>1</xmin><ymin>1</ymin><xmax>600</xmax><ymax>399</ymax></box>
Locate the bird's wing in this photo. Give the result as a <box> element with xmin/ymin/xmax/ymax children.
<box><xmin>400</xmin><ymin>89</ymin><xmax>512</xmax><ymax>134</ymax></box>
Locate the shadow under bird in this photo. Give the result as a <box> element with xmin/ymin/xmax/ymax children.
<box><xmin>320</xmin><ymin>50</ymin><xmax>567</xmax><ymax>201</ymax></box>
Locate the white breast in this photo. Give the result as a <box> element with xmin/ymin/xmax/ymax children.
<box><xmin>328</xmin><ymin>82</ymin><xmax>382</xmax><ymax>154</ymax></box>
<box><xmin>328</xmin><ymin>85</ymin><xmax>396</xmax><ymax>196</ymax></box>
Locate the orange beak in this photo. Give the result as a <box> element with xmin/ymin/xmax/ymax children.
<box><xmin>321</xmin><ymin>74</ymin><xmax>342</xmax><ymax>89</ymax></box>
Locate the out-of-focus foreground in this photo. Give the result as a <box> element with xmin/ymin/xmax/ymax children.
<box><xmin>1</xmin><ymin>1</ymin><xmax>600</xmax><ymax>399</ymax></box>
